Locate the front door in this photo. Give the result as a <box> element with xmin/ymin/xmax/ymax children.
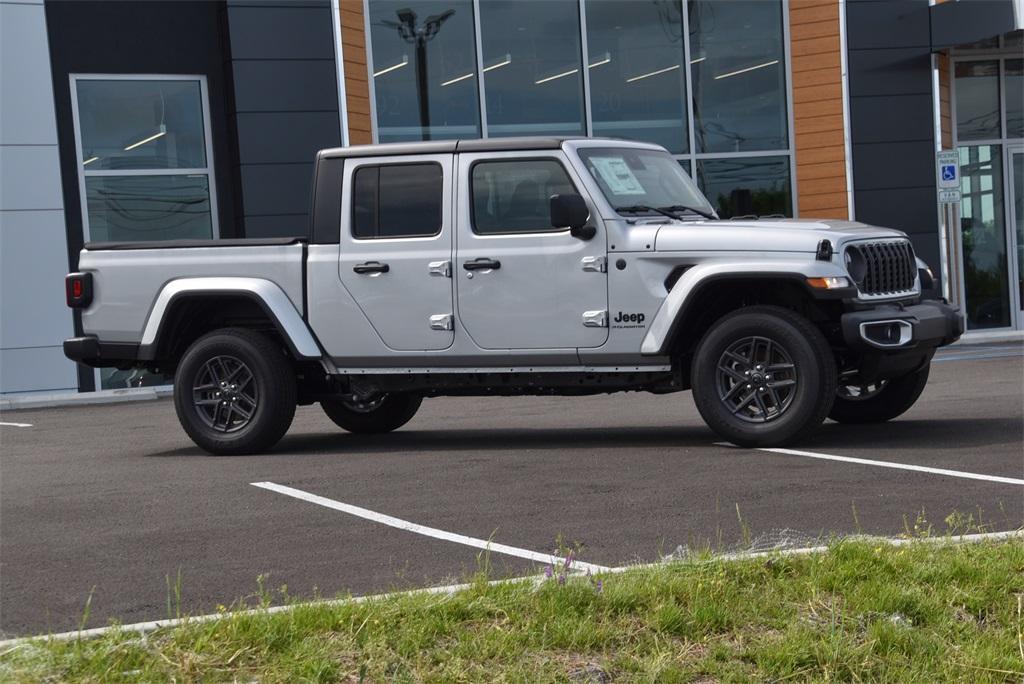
<box><xmin>455</xmin><ymin>153</ymin><xmax>608</xmax><ymax>350</ymax></box>
<box><xmin>1008</xmin><ymin>145</ymin><xmax>1024</xmax><ymax>329</ymax></box>
<box><xmin>338</xmin><ymin>154</ymin><xmax>454</xmax><ymax>351</ymax></box>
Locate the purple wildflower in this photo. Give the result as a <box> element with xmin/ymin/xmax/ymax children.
<box><xmin>595</xmin><ymin>580</ymin><xmax>603</xmax><ymax>594</ymax></box>
<box><xmin>544</xmin><ymin>564</ymin><xmax>553</xmax><ymax>579</ymax></box>
<box><xmin>557</xmin><ymin>574</ymin><xmax>566</xmax><ymax>586</ymax></box>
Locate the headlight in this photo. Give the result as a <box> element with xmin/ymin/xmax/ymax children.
<box><xmin>843</xmin><ymin>247</ymin><xmax>867</xmax><ymax>284</ymax></box>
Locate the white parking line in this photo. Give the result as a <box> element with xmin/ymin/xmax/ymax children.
<box><xmin>0</xmin><ymin>421</ymin><xmax>32</xmax><ymax>428</ymax></box>
<box><xmin>716</xmin><ymin>443</ymin><xmax>1024</xmax><ymax>486</ymax></box>
<box><xmin>251</xmin><ymin>481</ymin><xmax>610</xmax><ymax>573</ymax></box>
<box><xmin>934</xmin><ymin>350</ymin><xmax>1023</xmax><ymax>362</ymax></box>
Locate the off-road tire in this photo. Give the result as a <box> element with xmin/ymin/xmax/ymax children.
<box><xmin>829</xmin><ymin>364</ymin><xmax>930</xmax><ymax>424</ymax></box>
<box><xmin>691</xmin><ymin>305</ymin><xmax>837</xmax><ymax>447</ymax></box>
<box><xmin>173</xmin><ymin>328</ymin><xmax>296</xmax><ymax>455</ymax></box>
<box><xmin>321</xmin><ymin>394</ymin><xmax>422</xmax><ymax>434</ymax></box>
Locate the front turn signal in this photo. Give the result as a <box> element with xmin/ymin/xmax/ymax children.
<box><xmin>806</xmin><ymin>276</ymin><xmax>850</xmax><ymax>290</ymax></box>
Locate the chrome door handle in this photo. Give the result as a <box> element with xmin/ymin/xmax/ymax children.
<box><xmin>462</xmin><ymin>258</ymin><xmax>501</xmax><ymax>271</ymax></box>
<box><xmin>353</xmin><ymin>261</ymin><xmax>389</xmax><ymax>274</ymax></box>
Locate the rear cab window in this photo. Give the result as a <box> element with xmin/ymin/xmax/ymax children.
<box><xmin>352</xmin><ymin>163</ymin><xmax>443</xmax><ymax>239</ymax></box>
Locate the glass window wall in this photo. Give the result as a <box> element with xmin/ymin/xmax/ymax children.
<box><xmin>367</xmin><ymin>0</ymin><xmax>480</xmax><ymax>142</ymax></box>
<box><xmin>585</xmin><ymin>0</ymin><xmax>688</xmax><ymax>153</ymax></box>
<box><xmin>954</xmin><ymin>61</ymin><xmax>1001</xmax><ymax>141</ymax></box>
<box><xmin>695</xmin><ymin>156</ymin><xmax>792</xmax><ymax>218</ymax></box>
<box><xmin>365</xmin><ymin>0</ymin><xmax>794</xmax><ymax>218</ymax></box>
<box><xmin>688</xmin><ymin>0</ymin><xmax>788</xmax><ymax>153</ymax></box>
<box><xmin>958</xmin><ymin>145</ymin><xmax>1010</xmax><ymax>329</ymax></box>
<box><xmin>478</xmin><ymin>0</ymin><xmax>586</xmax><ymax>137</ymax></box>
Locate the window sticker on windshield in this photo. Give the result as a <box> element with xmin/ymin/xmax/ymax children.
<box><xmin>590</xmin><ymin>157</ymin><xmax>646</xmax><ymax>195</ymax></box>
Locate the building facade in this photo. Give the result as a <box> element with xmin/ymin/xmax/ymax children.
<box><xmin>0</xmin><ymin>0</ymin><xmax>1020</xmax><ymax>395</ymax></box>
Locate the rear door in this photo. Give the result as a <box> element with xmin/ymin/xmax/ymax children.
<box><xmin>338</xmin><ymin>154</ymin><xmax>454</xmax><ymax>351</ymax></box>
<box><xmin>455</xmin><ymin>152</ymin><xmax>608</xmax><ymax>350</ymax></box>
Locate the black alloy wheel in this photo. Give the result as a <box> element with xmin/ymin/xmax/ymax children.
<box><xmin>192</xmin><ymin>355</ymin><xmax>258</xmax><ymax>432</ymax></box>
<box><xmin>715</xmin><ymin>335</ymin><xmax>798</xmax><ymax>423</ymax></box>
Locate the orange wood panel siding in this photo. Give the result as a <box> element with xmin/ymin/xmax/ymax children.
<box><xmin>937</xmin><ymin>52</ymin><xmax>952</xmax><ymax>149</ymax></box>
<box><xmin>340</xmin><ymin>0</ymin><xmax>372</xmax><ymax>145</ymax></box>
<box><xmin>789</xmin><ymin>0</ymin><xmax>849</xmax><ymax>219</ymax></box>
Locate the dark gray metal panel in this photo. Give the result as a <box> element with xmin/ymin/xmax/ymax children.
<box><xmin>851</xmin><ymin>141</ymin><xmax>934</xmax><ymax>191</ymax></box>
<box><xmin>930</xmin><ymin>0</ymin><xmax>1020</xmax><ymax>50</ymax></box>
<box><xmin>853</xmin><ymin>187</ymin><xmax>940</xmax><ymax>233</ymax></box>
<box><xmin>239</xmin><ymin>163</ymin><xmax>315</xmax><ymax>216</ymax></box>
<box><xmin>235</xmin><ymin>112</ymin><xmax>341</xmax><ymax>164</ymax></box>
<box><xmin>908</xmin><ymin>233</ymin><xmax>941</xmax><ymax>276</ymax></box>
<box><xmin>847</xmin><ymin>1</ymin><xmax>930</xmax><ymax>50</ymax></box>
<box><xmin>847</xmin><ymin>48</ymin><xmax>932</xmax><ymax>97</ymax></box>
<box><xmin>227</xmin><ymin>4</ymin><xmax>335</xmax><ymax>60</ymax></box>
<box><xmin>231</xmin><ymin>60</ymin><xmax>339</xmax><ymax>113</ymax></box>
<box><xmin>242</xmin><ymin>214</ymin><xmax>310</xmax><ymax>239</ymax></box>
<box><xmin>849</xmin><ymin>94</ymin><xmax>933</xmax><ymax>145</ymax></box>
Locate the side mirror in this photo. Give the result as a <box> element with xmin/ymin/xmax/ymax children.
<box><xmin>550</xmin><ymin>194</ymin><xmax>593</xmax><ymax>240</ymax></box>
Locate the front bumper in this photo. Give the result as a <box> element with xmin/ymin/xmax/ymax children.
<box><xmin>63</xmin><ymin>335</ymin><xmax>140</xmax><ymax>369</ymax></box>
<box><xmin>839</xmin><ymin>300</ymin><xmax>963</xmax><ymax>381</ymax></box>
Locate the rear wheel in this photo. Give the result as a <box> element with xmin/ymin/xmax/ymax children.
<box><xmin>173</xmin><ymin>328</ymin><xmax>296</xmax><ymax>455</ymax></box>
<box><xmin>321</xmin><ymin>393</ymin><xmax>422</xmax><ymax>434</ymax></box>
<box><xmin>829</xmin><ymin>364</ymin><xmax>930</xmax><ymax>424</ymax></box>
<box><xmin>691</xmin><ymin>306</ymin><xmax>837</xmax><ymax>447</ymax></box>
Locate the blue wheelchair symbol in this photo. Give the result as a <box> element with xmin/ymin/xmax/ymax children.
<box><xmin>941</xmin><ymin>165</ymin><xmax>957</xmax><ymax>182</ymax></box>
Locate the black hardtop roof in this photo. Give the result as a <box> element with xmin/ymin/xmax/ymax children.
<box><xmin>319</xmin><ymin>136</ymin><xmax>603</xmax><ymax>160</ymax></box>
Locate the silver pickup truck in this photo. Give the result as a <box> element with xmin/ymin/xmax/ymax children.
<box><xmin>64</xmin><ymin>137</ymin><xmax>962</xmax><ymax>454</ymax></box>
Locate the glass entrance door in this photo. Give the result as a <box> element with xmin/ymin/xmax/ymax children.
<box><xmin>1009</xmin><ymin>145</ymin><xmax>1024</xmax><ymax>328</ymax></box>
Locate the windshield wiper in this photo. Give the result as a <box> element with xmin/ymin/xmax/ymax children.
<box><xmin>614</xmin><ymin>204</ymin><xmax>717</xmax><ymax>221</ymax></box>
<box><xmin>658</xmin><ymin>204</ymin><xmax>718</xmax><ymax>221</ymax></box>
<box><xmin>614</xmin><ymin>205</ymin><xmax>682</xmax><ymax>220</ymax></box>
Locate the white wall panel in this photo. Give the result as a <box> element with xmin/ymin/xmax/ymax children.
<box><xmin>0</xmin><ymin>210</ymin><xmax>72</xmax><ymax>349</ymax></box>
<box><xmin>0</xmin><ymin>2</ymin><xmax>58</xmax><ymax>145</ymax></box>
<box><xmin>0</xmin><ymin>145</ymin><xmax>64</xmax><ymax>211</ymax></box>
<box><xmin>0</xmin><ymin>347</ymin><xmax>77</xmax><ymax>394</ymax></box>
<box><xmin>0</xmin><ymin>0</ymin><xmax>77</xmax><ymax>395</ymax></box>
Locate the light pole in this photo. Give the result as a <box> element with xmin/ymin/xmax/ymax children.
<box><xmin>382</xmin><ymin>7</ymin><xmax>455</xmax><ymax>140</ymax></box>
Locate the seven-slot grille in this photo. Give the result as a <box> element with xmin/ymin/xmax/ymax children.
<box><xmin>848</xmin><ymin>240</ymin><xmax>916</xmax><ymax>296</ymax></box>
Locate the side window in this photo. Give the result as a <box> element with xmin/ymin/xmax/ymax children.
<box><xmin>471</xmin><ymin>159</ymin><xmax>577</xmax><ymax>234</ymax></box>
<box><xmin>351</xmin><ymin>163</ymin><xmax>443</xmax><ymax>239</ymax></box>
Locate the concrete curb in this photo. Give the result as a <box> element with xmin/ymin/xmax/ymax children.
<box><xmin>0</xmin><ymin>386</ymin><xmax>173</xmax><ymax>412</ymax></box>
<box><xmin>0</xmin><ymin>529</ymin><xmax>1019</xmax><ymax>648</ymax></box>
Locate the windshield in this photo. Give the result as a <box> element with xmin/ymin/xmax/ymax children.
<box><xmin>578</xmin><ymin>147</ymin><xmax>714</xmax><ymax>218</ymax></box>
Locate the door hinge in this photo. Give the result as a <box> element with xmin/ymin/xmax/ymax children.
<box><xmin>582</xmin><ymin>310</ymin><xmax>608</xmax><ymax>328</ymax></box>
<box><xmin>581</xmin><ymin>255</ymin><xmax>606</xmax><ymax>273</ymax></box>
<box><xmin>429</xmin><ymin>313</ymin><xmax>454</xmax><ymax>331</ymax></box>
<box><xmin>428</xmin><ymin>260</ymin><xmax>451</xmax><ymax>278</ymax></box>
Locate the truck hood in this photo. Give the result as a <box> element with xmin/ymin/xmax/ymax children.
<box><xmin>654</xmin><ymin>218</ymin><xmax>908</xmax><ymax>253</ymax></box>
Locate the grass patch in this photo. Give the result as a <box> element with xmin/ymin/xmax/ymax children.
<box><xmin>2</xmin><ymin>539</ymin><xmax>1022</xmax><ymax>682</ymax></box>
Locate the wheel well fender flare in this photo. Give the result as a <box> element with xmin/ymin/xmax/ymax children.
<box><xmin>138</xmin><ymin>277</ymin><xmax>323</xmax><ymax>361</ymax></box>
<box><xmin>640</xmin><ymin>260</ymin><xmax>852</xmax><ymax>356</ymax></box>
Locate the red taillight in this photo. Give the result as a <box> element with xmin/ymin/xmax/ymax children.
<box><xmin>65</xmin><ymin>273</ymin><xmax>93</xmax><ymax>308</ymax></box>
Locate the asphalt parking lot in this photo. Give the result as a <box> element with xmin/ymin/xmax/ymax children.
<box><xmin>2</xmin><ymin>343</ymin><xmax>1022</xmax><ymax>638</ymax></box>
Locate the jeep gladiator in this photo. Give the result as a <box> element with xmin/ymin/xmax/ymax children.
<box><xmin>63</xmin><ymin>137</ymin><xmax>963</xmax><ymax>454</ymax></box>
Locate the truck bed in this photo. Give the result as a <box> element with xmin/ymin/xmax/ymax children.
<box><xmin>78</xmin><ymin>240</ymin><xmax>308</xmax><ymax>344</ymax></box>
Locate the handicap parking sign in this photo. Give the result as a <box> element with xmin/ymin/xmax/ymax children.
<box><xmin>936</xmin><ymin>150</ymin><xmax>960</xmax><ymax>189</ymax></box>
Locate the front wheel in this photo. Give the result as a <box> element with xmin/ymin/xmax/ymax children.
<box><xmin>829</xmin><ymin>364</ymin><xmax>930</xmax><ymax>424</ymax></box>
<box><xmin>321</xmin><ymin>393</ymin><xmax>422</xmax><ymax>434</ymax></box>
<box><xmin>691</xmin><ymin>306</ymin><xmax>837</xmax><ymax>448</ymax></box>
<box><xmin>173</xmin><ymin>328</ymin><xmax>296</xmax><ymax>455</ymax></box>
